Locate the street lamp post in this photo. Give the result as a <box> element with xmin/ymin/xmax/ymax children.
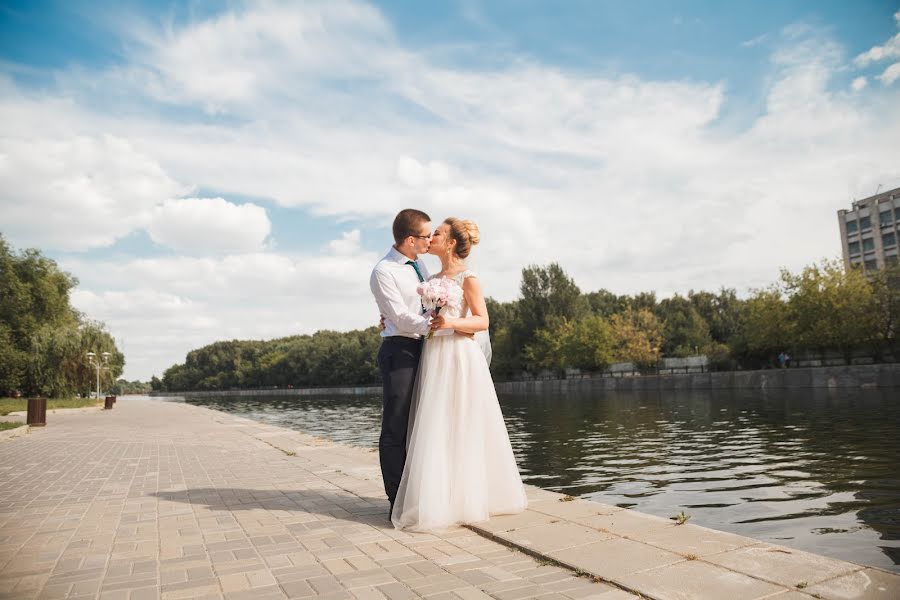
<box><xmin>86</xmin><ymin>351</ymin><xmax>111</xmax><ymax>399</ymax></box>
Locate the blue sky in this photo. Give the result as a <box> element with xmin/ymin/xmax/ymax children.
<box><xmin>2</xmin><ymin>0</ymin><xmax>899</xmax><ymax>379</ymax></box>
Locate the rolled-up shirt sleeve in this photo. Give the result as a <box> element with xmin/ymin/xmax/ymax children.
<box><xmin>370</xmin><ymin>267</ymin><xmax>430</xmax><ymax>336</ymax></box>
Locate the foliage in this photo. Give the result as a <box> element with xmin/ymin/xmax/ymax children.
<box><xmin>111</xmin><ymin>379</ymin><xmax>152</xmax><ymax>395</ymax></box>
<box><xmin>608</xmin><ymin>308</ymin><xmax>663</xmax><ymax>368</ymax></box>
<box><xmin>527</xmin><ymin>315</ymin><xmax>615</xmax><ymax>373</ymax></box>
<box><xmin>516</xmin><ymin>263</ymin><xmax>589</xmax><ymax>347</ymax></box>
<box><xmin>162</xmin><ymin>327</ymin><xmax>382</xmax><ymax>391</ymax></box>
<box><xmin>655</xmin><ymin>295</ymin><xmax>712</xmax><ymax>357</ymax></box>
<box><xmin>689</xmin><ymin>288</ymin><xmax>744</xmax><ymax>344</ymax></box>
<box><xmin>160</xmin><ymin>258</ymin><xmax>900</xmax><ymax>389</ymax></box>
<box><xmin>0</xmin><ymin>234</ymin><xmax>124</xmax><ymax>397</ymax></box>
<box><xmin>871</xmin><ymin>263</ymin><xmax>900</xmax><ymax>358</ymax></box>
<box><xmin>781</xmin><ymin>260</ymin><xmax>880</xmax><ymax>361</ymax></box>
<box><xmin>28</xmin><ymin>320</ymin><xmax>124</xmax><ymax>397</ymax></box>
<box><xmin>730</xmin><ymin>286</ymin><xmax>793</xmax><ymax>365</ymax></box>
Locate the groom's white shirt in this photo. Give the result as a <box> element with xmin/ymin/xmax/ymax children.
<box><xmin>370</xmin><ymin>247</ymin><xmax>431</xmax><ymax>339</ymax></box>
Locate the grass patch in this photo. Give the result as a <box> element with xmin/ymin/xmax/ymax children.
<box><xmin>0</xmin><ymin>422</ymin><xmax>25</xmax><ymax>431</ymax></box>
<box><xmin>671</xmin><ymin>511</ymin><xmax>691</xmax><ymax>525</ymax></box>
<box><xmin>0</xmin><ymin>397</ymin><xmax>102</xmax><ymax>416</ymax></box>
<box><xmin>559</xmin><ymin>495</ymin><xmax>576</xmax><ymax>502</ymax></box>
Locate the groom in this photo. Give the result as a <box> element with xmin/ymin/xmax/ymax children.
<box><xmin>369</xmin><ymin>209</ymin><xmax>433</xmax><ymax>515</ymax></box>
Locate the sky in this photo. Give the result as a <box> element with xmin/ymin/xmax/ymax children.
<box><xmin>2</xmin><ymin>0</ymin><xmax>900</xmax><ymax>381</ymax></box>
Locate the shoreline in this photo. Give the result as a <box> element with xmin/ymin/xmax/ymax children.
<box><xmin>1</xmin><ymin>398</ymin><xmax>897</xmax><ymax>598</ymax></box>
<box><xmin>150</xmin><ymin>361</ymin><xmax>900</xmax><ymax>399</ymax></box>
<box><xmin>186</xmin><ymin>400</ymin><xmax>900</xmax><ymax>597</ymax></box>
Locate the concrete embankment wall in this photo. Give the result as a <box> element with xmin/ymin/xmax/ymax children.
<box><xmin>152</xmin><ymin>363</ymin><xmax>900</xmax><ymax>399</ymax></box>
<box><xmin>496</xmin><ymin>363</ymin><xmax>900</xmax><ymax>393</ymax></box>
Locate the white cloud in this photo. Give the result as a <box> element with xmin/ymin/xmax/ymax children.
<box><xmin>0</xmin><ymin>133</ymin><xmax>183</xmax><ymax>251</ymax></box>
<box><xmin>851</xmin><ymin>76</ymin><xmax>868</xmax><ymax>92</ymax></box>
<box><xmin>65</xmin><ymin>234</ymin><xmax>380</xmax><ymax>379</ymax></box>
<box><xmin>147</xmin><ymin>197</ymin><xmax>271</xmax><ymax>253</ymax></box>
<box><xmin>854</xmin><ymin>32</ymin><xmax>900</xmax><ymax>67</ymax></box>
<box><xmin>741</xmin><ymin>34</ymin><xmax>768</xmax><ymax>48</ymax></box>
<box><xmin>396</xmin><ymin>156</ymin><xmax>452</xmax><ymax>188</ymax></box>
<box><xmin>327</xmin><ymin>229</ymin><xmax>362</xmax><ymax>255</ymax></box>
<box><xmin>854</xmin><ymin>11</ymin><xmax>900</xmax><ymax>81</ymax></box>
<box><xmin>878</xmin><ymin>62</ymin><xmax>900</xmax><ymax>85</ymax></box>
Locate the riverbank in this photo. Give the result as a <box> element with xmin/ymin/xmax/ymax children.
<box><xmin>1</xmin><ymin>398</ymin><xmax>896</xmax><ymax>599</ymax></box>
<box><xmin>153</xmin><ymin>362</ymin><xmax>900</xmax><ymax>399</ymax></box>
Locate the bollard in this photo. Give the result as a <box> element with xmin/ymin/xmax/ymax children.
<box><xmin>104</xmin><ymin>395</ymin><xmax>115</xmax><ymax>410</ymax></box>
<box><xmin>26</xmin><ymin>397</ymin><xmax>47</xmax><ymax>427</ymax></box>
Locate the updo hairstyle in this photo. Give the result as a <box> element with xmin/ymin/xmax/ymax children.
<box><xmin>444</xmin><ymin>217</ymin><xmax>480</xmax><ymax>259</ymax></box>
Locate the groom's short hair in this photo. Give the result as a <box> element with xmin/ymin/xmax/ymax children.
<box><xmin>392</xmin><ymin>209</ymin><xmax>431</xmax><ymax>244</ymax></box>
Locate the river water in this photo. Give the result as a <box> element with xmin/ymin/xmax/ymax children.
<box><xmin>160</xmin><ymin>388</ymin><xmax>900</xmax><ymax>572</ymax></box>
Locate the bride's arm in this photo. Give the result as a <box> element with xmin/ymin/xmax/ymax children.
<box><xmin>431</xmin><ymin>276</ymin><xmax>489</xmax><ymax>334</ymax></box>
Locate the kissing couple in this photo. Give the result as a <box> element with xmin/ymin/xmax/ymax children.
<box><xmin>370</xmin><ymin>209</ymin><xmax>528</xmax><ymax>531</ymax></box>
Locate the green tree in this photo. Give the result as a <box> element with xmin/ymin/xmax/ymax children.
<box><xmin>689</xmin><ymin>288</ymin><xmax>745</xmax><ymax>344</ymax></box>
<box><xmin>526</xmin><ymin>315</ymin><xmax>615</xmax><ymax>374</ymax></box>
<box><xmin>609</xmin><ymin>308</ymin><xmax>663</xmax><ymax>368</ymax></box>
<box><xmin>782</xmin><ymin>260</ymin><xmax>879</xmax><ymax>362</ymax></box>
<box><xmin>656</xmin><ymin>295</ymin><xmax>712</xmax><ymax>357</ymax></box>
<box><xmin>0</xmin><ymin>323</ymin><xmax>26</xmax><ymax>394</ymax></box>
<box><xmin>28</xmin><ymin>320</ymin><xmax>123</xmax><ymax>397</ymax></box>
<box><xmin>1</xmin><ymin>234</ymin><xmax>124</xmax><ymax>396</ymax></box>
<box><xmin>485</xmin><ymin>297</ymin><xmax>522</xmax><ymax>378</ymax></box>
<box><xmin>871</xmin><ymin>262</ymin><xmax>900</xmax><ymax>359</ymax></box>
<box><xmin>732</xmin><ymin>286</ymin><xmax>793</xmax><ymax>365</ymax></box>
<box><xmin>515</xmin><ymin>263</ymin><xmax>588</xmax><ymax>347</ymax></box>
<box><xmin>585</xmin><ymin>289</ymin><xmax>629</xmax><ymax>317</ymax></box>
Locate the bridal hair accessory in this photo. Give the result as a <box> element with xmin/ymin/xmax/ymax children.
<box><xmin>417</xmin><ymin>277</ymin><xmax>463</xmax><ymax>339</ymax></box>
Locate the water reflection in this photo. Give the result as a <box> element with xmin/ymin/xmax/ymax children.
<box><xmin>167</xmin><ymin>388</ymin><xmax>899</xmax><ymax>572</ymax></box>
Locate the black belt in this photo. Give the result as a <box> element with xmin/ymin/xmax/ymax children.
<box><xmin>384</xmin><ymin>336</ymin><xmax>423</xmax><ymax>345</ymax></box>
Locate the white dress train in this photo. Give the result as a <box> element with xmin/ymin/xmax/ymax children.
<box><xmin>391</xmin><ymin>271</ymin><xmax>528</xmax><ymax>531</ymax></box>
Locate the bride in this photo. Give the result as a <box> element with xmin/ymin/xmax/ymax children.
<box><xmin>391</xmin><ymin>217</ymin><xmax>528</xmax><ymax>531</ymax></box>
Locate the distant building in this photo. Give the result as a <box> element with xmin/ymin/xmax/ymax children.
<box><xmin>838</xmin><ymin>186</ymin><xmax>900</xmax><ymax>271</ymax></box>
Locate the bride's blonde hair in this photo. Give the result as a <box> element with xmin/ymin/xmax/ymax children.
<box><xmin>444</xmin><ymin>218</ymin><xmax>480</xmax><ymax>259</ymax></box>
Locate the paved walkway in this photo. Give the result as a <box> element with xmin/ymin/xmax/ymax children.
<box><xmin>0</xmin><ymin>400</ymin><xmax>634</xmax><ymax>600</ymax></box>
<box><xmin>0</xmin><ymin>399</ymin><xmax>897</xmax><ymax>600</ymax></box>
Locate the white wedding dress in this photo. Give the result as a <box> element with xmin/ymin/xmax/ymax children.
<box><xmin>391</xmin><ymin>271</ymin><xmax>528</xmax><ymax>531</ymax></box>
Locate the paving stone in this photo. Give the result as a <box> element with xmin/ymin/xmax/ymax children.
<box><xmin>549</xmin><ymin>537</ymin><xmax>683</xmax><ymax>580</ymax></box>
<box><xmin>807</xmin><ymin>567</ymin><xmax>900</xmax><ymax>599</ymax></box>
<box><xmin>623</xmin><ymin>521</ymin><xmax>756</xmax><ymax>558</ymax></box>
<box><xmin>617</xmin><ymin>559</ymin><xmax>785</xmax><ymax>600</ymax></box>
<box><xmin>705</xmin><ymin>543</ymin><xmax>862</xmax><ymax>587</ymax></box>
<box><xmin>501</xmin><ymin>522</ymin><xmax>613</xmax><ymax>553</ymax></box>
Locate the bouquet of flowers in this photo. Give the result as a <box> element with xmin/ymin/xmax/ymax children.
<box><xmin>417</xmin><ymin>277</ymin><xmax>464</xmax><ymax>339</ymax></box>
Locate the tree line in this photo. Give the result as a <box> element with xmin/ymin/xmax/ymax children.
<box><xmin>0</xmin><ymin>234</ymin><xmax>124</xmax><ymax>398</ymax></box>
<box><xmin>157</xmin><ymin>259</ymin><xmax>900</xmax><ymax>392</ymax></box>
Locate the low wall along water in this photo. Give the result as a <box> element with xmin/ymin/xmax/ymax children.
<box><xmin>154</xmin><ymin>363</ymin><xmax>900</xmax><ymax>398</ymax></box>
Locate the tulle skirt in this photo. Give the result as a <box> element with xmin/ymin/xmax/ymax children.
<box><xmin>391</xmin><ymin>333</ymin><xmax>528</xmax><ymax>531</ymax></box>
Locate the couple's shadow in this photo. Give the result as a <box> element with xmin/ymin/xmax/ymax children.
<box><xmin>153</xmin><ymin>487</ymin><xmax>392</xmax><ymax>527</ymax></box>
